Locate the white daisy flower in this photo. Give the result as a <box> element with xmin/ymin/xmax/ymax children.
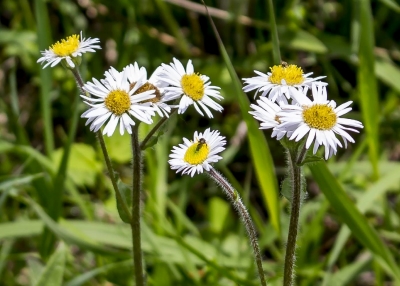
<box><xmin>80</xmin><ymin>66</ymin><xmax>156</xmax><ymax>137</ymax></box>
<box><xmin>249</xmin><ymin>97</ymin><xmax>291</xmax><ymax>140</ymax></box>
<box><xmin>159</xmin><ymin>58</ymin><xmax>223</xmax><ymax>118</ymax></box>
<box><xmin>242</xmin><ymin>63</ymin><xmax>327</xmax><ymax>102</ymax></box>
<box><xmin>277</xmin><ymin>85</ymin><xmax>363</xmax><ymax>159</ymax></box>
<box><xmin>37</xmin><ymin>31</ymin><xmax>101</xmax><ymax>69</ymax></box>
<box><xmin>124</xmin><ymin>63</ymin><xmax>175</xmax><ymax>117</ymax></box>
<box><xmin>169</xmin><ymin>128</ymin><xmax>226</xmax><ymax>177</ymax></box>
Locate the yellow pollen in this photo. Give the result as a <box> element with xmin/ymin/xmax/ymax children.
<box><xmin>302</xmin><ymin>104</ymin><xmax>337</xmax><ymax>130</ymax></box>
<box><xmin>131</xmin><ymin>82</ymin><xmax>160</xmax><ymax>103</ymax></box>
<box><xmin>104</xmin><ymin>90</ymin><xmax>131</xmax><ymax>116</ymax></box>
<box><xmin>181</xmin><ymin>73</ymin><xmax>205</xmax><ymax>101</ymax></box>
<box><xmin>274</xmin><ymin>115</ymin><xmax>281</xmax><ymax>124</ymax></box>
<box><xmin>268</xmin><ymin>64</ymin><xmax>304</xmax><ymax>85</ymax></box>
<box><xmin>184</xmin><ymin>141</ymin><xmax>209</xmax><ymax>165</ymax></box>
<box><xmin>50</xmin><ymin>34</ymin><xmax>80</xmax><ymax>57</ymax></box>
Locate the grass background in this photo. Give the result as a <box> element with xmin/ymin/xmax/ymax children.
<box><xmin>1</xmin><ymin>0</ymin><xmax>400</xmax><ymax>285</ymax></box>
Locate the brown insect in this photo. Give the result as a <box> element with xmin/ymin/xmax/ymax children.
<box><xmin>196</xmin><ymin>138</ymin><xmax>207</xmax><ymax>152</ymax></box>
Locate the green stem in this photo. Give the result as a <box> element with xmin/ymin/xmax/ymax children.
<box><xmin>71</xmin><ymin>69</ymin><xmax>130</xmax><ymax>221</ymax></box>
<box><xmin>208</xmin><ymin>167</ymin><xmax>267</xmax><ymax>286</ymax></box>
<box><xmin>131</xmin><ymin>124</ymin><xmax>144</xmax><ymax>286</ymax></box>
<box><xmin>96</xmin><ymin>131</ymin><xmax>130</xmax><ymax>220</ymax></box>
<box><xmin>140</xmin><ymin>108</ymin><xmax>177</xmax><ymax>150</ymax></box>
<box><xmin>283</xmin><ymin>146</ymin><xmax>306</xmax><ymax>286</ymax></box>
<box><xmin>70</xmin><ymin>68</ymin><xmax>86</xmax><ymax>95</ymax></box>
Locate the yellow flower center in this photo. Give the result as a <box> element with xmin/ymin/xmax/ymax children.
<box><xmin>181</xmin><ymin>73</ymin><xmax>205</xmax><ymax>101</ymax></box>
<box><xmin>184</xmin><ymin>141</ymin><xmax>209</xmax><ymax>165</ymax></box>
<box><xmin>104</xmin><ymin>90</ymin><xmax>131</xmax><ymax>116</ymax></box>
<box><xmin>302</xmin><ymin>104</ymin><xmax>337</xmax><ymax>130</ymax></box>
<box><xmin>50</xmin><ymin>34</ymin><xmax>80</xmax><ymax>57</ymax></box>
<box><xmin>131</xmin><ymin>82</ymin><xmax>160</xmax><ymax>103</ymax></box>
<box><xmin>268</xmin><ymin>64</ymin><xmax>304</xmax><ymax>85</ymax></box>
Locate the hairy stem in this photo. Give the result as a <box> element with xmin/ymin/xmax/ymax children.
<box><xmin>131</xmin><ymin>124</ymin><xmax>144</xmax><ymax>286</ymax></box>
<box><xmin>283</xmin><ymin>146</ymin><xmax>306</xmax><ymax>286</ymax></box>
<box><xmin>208</xmin><ymin>167</ymin><xmax>267</xmax><ymax>286</ymax></box>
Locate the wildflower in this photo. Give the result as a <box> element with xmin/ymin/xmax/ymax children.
<box><xmin>169</xmin><ymin>128</ymin><xmax>226</xmax><ymax>177</ymax></box>
<box><xmin>159</xmin><ymin>58</ymin><xmax>223</xmax><ymax>118</ymax></box>
<box><xmin>81</xmin><ymin>67</ymin><xmax>156</xmax><ymax>136</ymax></box>
<box><xmin>249</xmin><ymin>97</ymin><xmax>291</xmax><ymax>140</ymax></box>
<box><xmin>277</xmin><ymin>85</ymin><xmax>363</xmax><ymax>159</ymax></box>
<box><xmin>37</xmin><ymin>31</ymin><xmax>101</xmax><ymax>69</ymax></box>
<box><xmin>124</xmin><ymin>63</ymin><xmax>174</xmax><ymax>117</ymax></box>
<box><xmin>242</xmin><ymin>63</ymin><xmax>327</xmax><ymax>102</ymax></box>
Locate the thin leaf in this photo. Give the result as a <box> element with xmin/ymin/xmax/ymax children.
<box><xmin>201</xmin><ymin>0</ymin><xmax>280</xmax><ymax>234</ymax></box>
<box><xmin>309</xmin><ymin>162</ymin><xmax>400</xmax><ymax>282</ymax></box>
<box><xmin>375</xmin><ymin>59</ymin><xmax>400</xmax><ymax>93</ymax></box>
<box><xmin>115</xmin><ymin>180</ymin><xmax>132</xmax><ymax>224</ymax></box>
<box><xmin>34</xmin><ymin>0</ymin><xmax>54</xmax><ymax>156</ymax></box>
<box><xmin>357</xmin><ymin>0</ymin><xmax>380</xmax><ymax>178</ymax></box>
<box><xmin>0</xmin><ymin>174</ymin><xmax>44</xmax><ymax>191</ymax></box>
<box><xmin>323</xmin><ymin>163</ymin><xmax>400</xmax><ymax>284</ymax></box>
<box><xmin>379</xmin><ymin>0</ymin><xmax>400</xmax><ymax>12</ymax></box>
<box><xmin>267</xmin><ymin>0</ymin><xmax>281</xmax><ymax>63</ymax></box>
<box><xmin>0</xmin><ymin>240</ymin><xmax>13</xmax><ymax>278</ymax></box>
<box><xmin>327</xmin><ymin>254</ymin><xmax>371</xmax><ymax>286</ymax></box>
<box><xmin>64</xmin><ymin>260</ymin><xmax>132</xmax><ymax>286</ymax></box>
<box><xmin>33</xmin><ymin>242</ymin><xmax>66</xmax><ymax>286</ymax></box>
<box><xmin>23</xmin><ymin>198</ymin><xmax>120</xmax><ymax>255</ymax></box>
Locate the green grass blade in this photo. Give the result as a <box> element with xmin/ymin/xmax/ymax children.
<box><xmin>0</xmin><ymin>240</ymin><xmax>13</xmax><ymax>279</ymax></box>
<box><xmin>8</xmin><ymin>64</ymin><xmax>29</xmax><ymax>144</ymax></box>
<box><xmin>51</xmin><ymin>93</ymin><xmax>81</xmax><ymax>221</ymax></box>
<box><xmin>309</xmin><ymin>162</ymin><xmax>400</xmax><ymax>282</ymax></box>
<box><xmin>327</xmin><ymin>254</ymin><xmax>371</xmax><ymax>286</ymax></box>
<box><xmin>323</xmin><ymin>163</ymin><xmax>400</xmax><ymax>285</ymax></box>
<box><xmin>24</xmin><ymin>198</ymin><xmax>120</xmax><ymax>255</ymax></box>
<box><xmin>357</xmin><ymin>0</ymin><xmax>380</xmax><ymax>179</ymax></box>
<box><xmin>64</xmin><ymin>260</ymin><xmax>132</xmax><ymax>286</ymax></box>
<box><xmin>34</xmin><ymin>0</ymin><xmax>54</xmax><ymax>156</ymax></box>
<box><xmin>154</xmin><ymin>0</ymin><xmax>190</xmax><ymax>56</ymax></box>
<box><xmin>0</xmin><ymin>174</ymin><xmax>44</xmax><ymax>191</ymax></box>
<box><xmin>33</xmin><ymin>242</ymin><xmax>66</xmax><ymax>286</ymax></box>
<box><xmin>267</xmin><ymin>0</ymin><xmax>281</xmax><ymax>64</ymax></box>
<box><xmin>379</xmin><ymin>0</ymin><xmax>400</xmax><ymax>12</ymax></box>
<box><xmin>201</xmin><ymin>1</ymin><xmax>280</xmax><ymax>234</ymax></box>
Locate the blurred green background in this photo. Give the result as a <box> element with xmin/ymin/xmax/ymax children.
<box><xmin>1</xmin><ymin>0</ymin><xmax>400</xmax><ymax>285</ymax></box>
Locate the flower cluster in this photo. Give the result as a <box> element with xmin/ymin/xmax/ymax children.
<box><xmin>38</xmin><ymin>33</ymin><xmax>224</xmax><ymax>137</ymax></box>
<box><xmin>38</xmin><ymin>31</ymin><xmax>364</xmax><ymax>177</ymax></box>
<box><xmin>245</xmin><ymin>63</ymin><xmax>363</xmax><ymax>159</ymax></box>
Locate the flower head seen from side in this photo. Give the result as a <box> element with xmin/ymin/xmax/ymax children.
<box><xmin>278</xmin><ymin>85</ymin><xmax>364</xmax><ymax>159</ymax></box>
<box><xmin>80</xmin><ymin>66</ymin><xmax>156</xmax><ymax>136</ymax></box>
<box><xmin>124</xmin><ymin>63</ymin><xmax>174</xmax><ymax>117</ymax></box>
<box><xmin>37</xmin><ymin>31</ymin><xmax>101</xmax><ymax>69</ymax></box>
<box><xmin>169</xmin><ymin>128</ymin><xmax>226</xmax><ymax>177</ymax></box>
<box><xmin>249</xmin><ymin>97</ymin><xmax>291</xmax><ymax>140</ymax></box>
<box><xmin>159</xmin><ymin>58</ymin><xmax>223</xmax><ymax>118</ymax></box>
<box><xmin>242</xmin><ymin>63</ymin><xmax>327</xmax><ymax>102</ymax></box>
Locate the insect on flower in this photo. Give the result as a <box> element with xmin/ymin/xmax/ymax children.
<box><xmin>195</xmin><ymin>138</ymin><xmax>207</xmax><ymax>152</ymax></box>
